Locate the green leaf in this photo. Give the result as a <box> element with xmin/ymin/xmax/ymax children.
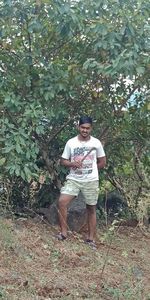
<box><xmin>9</xmin><ymin>166</ymin><xmax>15</xmax><ymax>175</ymax></box>
<box><xmin>16</xmin><ymin>143</ymin><xmax>22</xmax><ymax>154</ymax></box>
<box><xmin>21</xmin><ymin>170</ymin><xmax>26</xmax><ymax>181</ymax></box>
<box><xmin>136</xmin><ymin>67</ymin><xmax>145</xmax><ymax>74</ymax></box>
<box><xmin>4</xmin><ymin>145</ymin><xmax>14</xmax><ymax>153</ymax></box>
<box><xmin>15</xmin><ymin>166</ymin><xmax>20</xmax><ymax>176</ymax></box>
<box><xmin>5</xmin><ymin>95</ymin><xmax>11</xmax><ymax>103</ymax></box>
<box><xmin>26</xmin><ymin>151</ymin><xmax>31</xmax><ymax>159</ymax></box>
<box><xmin>0</xmin><ymin>158</ymin><xmax>6</xmax><ymax>166</ymax></box>
<box><xmin>35</xmin><ymin>125</ymin><xmax>44</xmax><ymax>135</ymax></box>
<box><xmin>24</xmin><ymin>166</ymin><xmax>32</xmax><ymax>182</ymax></box>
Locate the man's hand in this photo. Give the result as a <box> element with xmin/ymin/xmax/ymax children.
<box><xmin>71</xmin><ymin>160</ymin><xmax>82</xmax><ymax>169</ymax></box>
<box><xmin>97</xmin><ymin>156</ymin><xmax>106</xmax><ymax>169</ymax></box>
<box><xmin>60</xmin><ymin>158</ymin><xmax>82</xmax><ymax>169</ymax></box>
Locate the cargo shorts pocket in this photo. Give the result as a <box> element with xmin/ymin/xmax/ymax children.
<box><xmin>61</xmin><ymin>180</ymin><xmax>79</xmax><ymax>196</ymax></box>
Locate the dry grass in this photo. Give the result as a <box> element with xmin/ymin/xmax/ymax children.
<box><xmin>0</xmin><ymin>216</ymin><xmax>150</xmax><ymax>300</ymax></box>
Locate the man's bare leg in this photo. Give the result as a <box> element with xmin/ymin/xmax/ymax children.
<box><xmin>86</xmin><ymin>204</ymin><xmax>96</xmax><ymax>241</ymax></box>
<box><xmin>58</xmin><ymin>194</ymin><xmax>75</xmax><ymax>237</ymax></box>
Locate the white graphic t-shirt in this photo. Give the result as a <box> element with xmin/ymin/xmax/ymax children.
<box><xmin>61</xmin><ymin>136</ymin><xmax>105</xmax><ymax>182</ymax></box>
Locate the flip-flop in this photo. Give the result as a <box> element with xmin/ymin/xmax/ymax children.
<box><xmin>56</xmin><ymin>233</ymin><xmax>67</xmax><ymax>241</ymax></box>
<box><xmin>85</xmin><ymin>239</ymin><xmax>97</xmax><ymax>250</ymax></box>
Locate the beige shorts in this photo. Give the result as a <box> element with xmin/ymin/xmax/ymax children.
<box><xmin>61</xmin><ymin>179</ymin><xmax>99</xmax><ymax>205</ymax></box>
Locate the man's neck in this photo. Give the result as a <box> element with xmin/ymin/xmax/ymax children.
<box><xmin>78</xmin><ymin>135</ymin><xmax>91</xmax><ymax>142</ymax></box>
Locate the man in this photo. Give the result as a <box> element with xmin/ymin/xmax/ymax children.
<box><xmin>57</xmin><ymin>116</ymin><xmax>106</xmax><ymax>248</ymax></box>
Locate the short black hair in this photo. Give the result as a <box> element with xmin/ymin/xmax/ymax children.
<box><xmin>79</xmin><ymin>116</ymin><xmax>93</xmax><ymax>126</ymax></box>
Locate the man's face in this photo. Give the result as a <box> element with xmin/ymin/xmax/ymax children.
<box><xmin>78</xmin><ymin>123</ymin><xmax>92</xmax><ymax>138</ymax></box>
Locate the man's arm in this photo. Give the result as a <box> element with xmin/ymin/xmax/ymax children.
<box><xmin>60</xmin><ymin>158</ymin><xmax>82</xmax><ymax>169</ymax></box>
<box><xmin>97</xmin><ymin>156</ymin><xmax>106</xmax><ymax>169</ymax></box>
<box><xmin>60</xmin><ymin>141</ymin><xmax>82</xmax><ymax>169</ymax></box>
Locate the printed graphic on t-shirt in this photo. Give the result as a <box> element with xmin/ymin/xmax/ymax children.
<box><xmin>71</xmin><ymin>146</ymin><xmax>95</xmax><ymax>175</ymax></box>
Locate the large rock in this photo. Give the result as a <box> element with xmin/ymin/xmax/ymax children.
<box><xmin>67</xmin><ymin>194</ymin><xmax>87</xmax><ymax>232</ymax></box>
<box><xmin>38</xmin><ymin>193</ymin><xmax>87</xmax><ymax>232</ymax></box>
<box><xmin>97</xmin><ymin>191</ymin><xmax>128</xmax><ymax>217</ymax></box>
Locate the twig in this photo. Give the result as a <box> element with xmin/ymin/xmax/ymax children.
<box><xmin>99</xmin><ymin>221</ymin><xmax>122</xmax><ymax>281</ymax></box>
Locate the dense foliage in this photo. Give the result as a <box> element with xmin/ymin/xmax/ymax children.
<box><xmin>0</xmin><ymin>0</ymin><xmax>149</xmax><ymax>219</ymax></box>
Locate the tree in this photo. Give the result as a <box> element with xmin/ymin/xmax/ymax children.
<box><xmin>0</xmin><ymin>0</ymin><xmax>149</xmax><ymax>215</ymax></box>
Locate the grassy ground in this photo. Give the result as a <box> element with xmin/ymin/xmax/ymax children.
<box><xmin>0</xmin><ymin>216</ymin><xmax>150</xmax><ymax>300</ymax></box>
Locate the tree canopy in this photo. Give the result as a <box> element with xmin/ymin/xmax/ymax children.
<box><xmin>0</xmin><ymin>0</ymin><xmax>149</xmax><ymax>216</ymax></box>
